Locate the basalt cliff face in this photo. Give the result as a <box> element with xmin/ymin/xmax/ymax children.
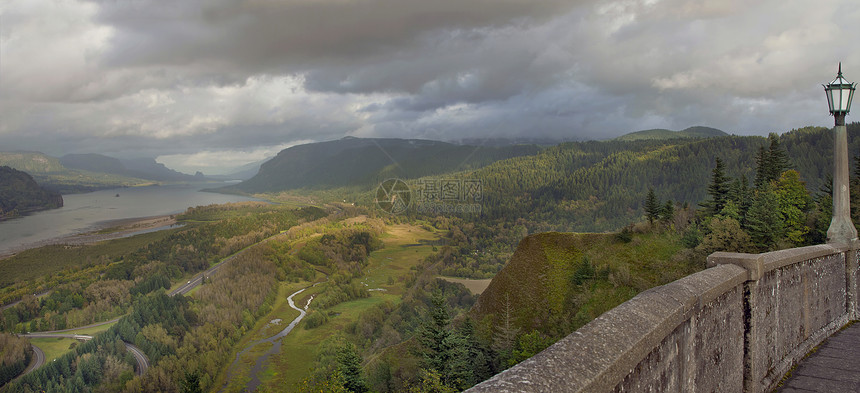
<box><xmin>0</xmin><ymin>166</ymin><xmax>63</xmax><ymax>220</ymax></box>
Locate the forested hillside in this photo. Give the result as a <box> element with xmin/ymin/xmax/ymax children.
<box><xmin>0</xmin><ymin>166</ymin><xmax>63</xmax><ymax>220</ymax></box>
<box><xmin>466</xmin><ymin>124</ymin><xmax>860</xmax><ymax>232</ymax></box>
<box><xmin>231</xmin><ymin>137</ymin><xmax>541</xmax><ymax>193</ymax></box>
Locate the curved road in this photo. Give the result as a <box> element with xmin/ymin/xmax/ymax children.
<box><xmin>10</xmin><ymin>210</ymin><xmax>342</xmax><ymax>386</ymax></box>
<box><xmin>20</xmin><ymin>333</ymin><xmax>148</xmax><ymax>377</ymax></box>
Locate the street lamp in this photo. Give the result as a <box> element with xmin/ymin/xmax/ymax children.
<box><xmin>824</xmin><ymin>63</ymin><xmax>856</xmax><ymax>125</ymax></box>
<box><xmin>825</xmin><ymin>63</ymin><xmax>858</xmax><ymax>244</ymax></box>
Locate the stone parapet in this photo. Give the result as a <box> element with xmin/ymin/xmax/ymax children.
<box><xmin>468</xmin><ymin>244</ymin><xmax>859</xmax><ymax>393</ymax></box>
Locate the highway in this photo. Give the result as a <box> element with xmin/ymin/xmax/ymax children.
<box><xmin>8</xmin><ymin>210</ymin><xmax>340</xmax><ymax>385</ymax></box>
<box><xmin>169</xmin><ymin>228</ymin><xmax>294</xmax><ymax>296</ymax></box>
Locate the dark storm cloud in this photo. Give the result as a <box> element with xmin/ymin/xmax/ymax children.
<box><xmin>2</xmin><ymin>0</ymin><xmax>858</xmax><ymax>174</ymax></box>
<box><xmin>92</xmin><ymin>0</ymin><xmax>574</xmax><ymax>73</ymax></box>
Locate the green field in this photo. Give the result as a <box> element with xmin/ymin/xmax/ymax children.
<box><xmin>213</xmin><ymin>280</ymin><xmax>311</xmax><ymax>392</ymax></box>
<box><xmin>64</xmin><ymin>320</ymin><xmax>118</xmax><ymax>336</ymax></box>
<box><xmin>29</xmin><ymin>337</ymin><xmax>80</xmax><ymax>363</ymax></box>
<box><xmin>255</xmin><ymin>223</ymin><xmax>442</xmax><ymax>391</ymax></box>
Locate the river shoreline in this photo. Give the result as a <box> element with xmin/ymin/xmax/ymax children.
<box><xmin>0</xmin><ymin>215</ymin><xmax>179</xmax><ymax>260</ymax></box>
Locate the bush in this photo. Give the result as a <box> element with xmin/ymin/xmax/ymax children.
<box><xmin>304</xmin><ymin>311</ymin><xmax>328</xmax><ymax>329</ymax></box>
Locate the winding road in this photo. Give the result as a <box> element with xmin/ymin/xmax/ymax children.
<box><xmin>20</xmin><ymin>333</ymin><xmax>149</xmax><ymax>377</ymax></box>
<box><xmin>7</xmin><ymin>209</ymin><xmax>343</xmax><ymax>387</ymax></box>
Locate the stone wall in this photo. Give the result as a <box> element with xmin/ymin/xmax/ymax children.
<box><xmin>467</xmin><ymin>243</ymin><xmax>859</xmax><ymax>393</ymax></box>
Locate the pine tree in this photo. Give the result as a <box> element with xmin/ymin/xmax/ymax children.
<box><xmin>755</xmin><ymin>134</ymin><xmax>792</xmax><ymax>189</ymax></box>
<box><xmin>458</xmin><ymin>318</ymin><xmax>492</xmax><ymax>385</ymax></box>
<box><xmin>746</xmin><ymin>184</ymin><xmax>785</xmax><ymax>250</ymax></box>
<box><xmin>703</xmin><ymin>157</ymin><xmax>730</xmax><ymax>216</ymax></box>
<box><xmin>181</xmin><ymin>371</ymin><xmax>202</xmax><ymax>393</ymax></box>
<box><xmin>754</xmin><ymin>146</ymin><xmax>769</xmax><ymax>189</ymax></box>
<box><xmin>660</xmin><ymin>200</ymin><xmax>674</xmax><ymax>223</ymax></box>
<box><xmin>644</xmin><ymin>188</ymin><xmax>661</xmax><ymax>225</ymax></box>
<box><xmin>418</xmin><ymin>292</ymin><xmax>451</xmax><ymax>376</ymax></box>
<box><xmin>766</xmin><ymin>133</ymin><xmax>791</xmax><ymax>182</ymax></box>
<box><xmin>337</xmin><ymin>342</ymin><xmax>368</xmax><ymax>393</ymax></box>
<box><xmin>774</xmin><ymin>170</ymin><xmax>811</xmax><ymax>245</ymax></box>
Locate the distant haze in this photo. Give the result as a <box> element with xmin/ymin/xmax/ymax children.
<box><xmin>2</xmin><ymin>0</ymin><xmax>857</xmax><ymax>174</ymax></box>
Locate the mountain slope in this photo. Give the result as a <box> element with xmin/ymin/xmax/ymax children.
<box><xmin>0</xmin><ymin>152</ymin><xmax>65</xmax><ymax>173</ymax></box>
<box><xmin>459</xmin><ymin>124</ymin><xmax>860</xmax><ymax>232</ymax></box>
<box><xmin>0</xmin><ymin>166</ymin><xmax>63</xmax><ymax>219</ymax></box>
<box><xmin>231</xmin><ymin>137</ymin><xmax>541</xmax><ymax>193</ymax></box>
<box><xmin>120</xmin><ymin>157</ymin><xmax>198</xmax><ymax>181</ymax></box>
<box><xmin>60</xmin><ymin>154</ymin><xmax>197</xmax><ymax>182</ymax></box>
<box><xmin>615</xmin><ymin>126</ymin><xmax>728</xmax><ymax>141</ymax></box>
<box><xmin>0</xmin><ymin>152</ymin><xmax>151</xmax><ymax>193</ymax></box>
<box><xmin>471</xmin><ymin>230</ymin><xmax>694</xmax><ymax>337</ymax></box>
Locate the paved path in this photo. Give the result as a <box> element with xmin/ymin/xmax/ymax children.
<box><xmin>20</xmin><ymin>334</ymin><xmax>149</xmax><ymax>377</ymax></box>
<box><xmin>776</xmin><ymin>323</ymin><xmax>860</xmax><ymax>392</ymax></box>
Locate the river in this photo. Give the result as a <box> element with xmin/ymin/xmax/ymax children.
<box><xmin>0</xmin><ymin>183</ymin><xmax>260</xmax><ymax>255</ymax></box>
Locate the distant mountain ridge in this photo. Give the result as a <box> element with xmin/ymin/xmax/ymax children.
<box><xmin>0</xmin><ymin>152</ymin><xmax>152</xmax><ymax>193</ymax></box>
<box><xmin>230</xmin><ymin>137</ymin><xmax>542</xmax><ymax>193</ymax></box>
<box><xmin>60</xmin><ymin>154</ymin><xmax>198</xmax><ymax>182</ymax></box>
<box><xmin>0</xmin><ymin>166</ymin><xmax>63</xmax><ymax>219</ymax></box>
<box><xmin>615</xmin><ymin>126</ymin><xmax>728</xmax><ymax>141</ymax></box>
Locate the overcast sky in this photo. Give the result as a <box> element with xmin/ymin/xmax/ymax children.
<box><xmin>2</xmin><ymin>0</ymin><xmax>859</xmax><ymax>174</ymax></box>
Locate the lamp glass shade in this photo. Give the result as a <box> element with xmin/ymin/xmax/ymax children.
<box><xmin>824</xmin><ymin>66</ymin><xmax>856</xmax><ymax>115</ymax></box>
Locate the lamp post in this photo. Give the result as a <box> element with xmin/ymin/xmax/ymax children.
<box><xmin>825</xmin><ymin>63</ymin><xmax>858</xmax><ymax>244</ymax></box>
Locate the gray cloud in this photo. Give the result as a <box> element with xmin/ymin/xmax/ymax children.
<box><xmin>2</xmin><ymin>0</ymin><xmax>858</xmax><ymax>174</ymax></box>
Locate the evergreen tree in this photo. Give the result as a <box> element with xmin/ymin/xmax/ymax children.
<box><xmin>181</xmin><ymin>371</ymin><xmax>202</xmax><ymax>393</ymax></box>
<box><xmin>417</xmin><ymin>292</ymin><xmax>472</xmax><ymax>390</ymax></box>
<box><xmin>754</xmin><ymin>146</ymin><xmax>769</xmax><ymax>189</ymax></box>
<box><xmin>441</xmin><ymin>332</ymin><xmax>473</xmax><ymax>390</ymax></box>
<box><xmin>746</xmin><ymin>184</ymin><xmax>785</xmax><ymax>250</ymax></box>
<box><xmin>702</xmin><ymin>157</ymin><xmax>730</xmax><ymax>216</ymax></box>
<box><xmin>572</xmin><ymin>257</ymin><xmax>595</xmax><ymax>285</ymax></box>
<box><xmin>660</xmin><ymin>200</ymin><xmax>675</xmax><ymax>223</ymax></box>
<box><xmin>766</xmin><ymin>133</ymin><xmax>791</xmax><ymax>182</ymax></box>
<box><xmin>418</xmin><ymin>292</ymin><xmax>451</xmax><ymax>376</ymax></box>
<box><xmin>458</xmin><ymin>318</ymin><xmax>493</xmax><ymax>385</ymax></box>
<box><xmin>754</xmin><ymin>134</ymin><xmax>792</xmax><ymax>189</ymax></box>
<box><xmin>774</xmin><ymin>170</ymin><xmax>811</xmax><ymax>245</ymax></box>
<box><xmin>644</xmin><ymin>188</ymin><xmax>661</xmax><ymax>225</ymax></box>
<box><xmin>337</xmin><ymin>342</ymin><xmax>368</xmax><ymax>393</ymax></box>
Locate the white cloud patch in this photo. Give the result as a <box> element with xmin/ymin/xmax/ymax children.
<box><xmin>156</xmin><ymin>140</ymin><xmax>313</xmax><ymax>175</ymax></box>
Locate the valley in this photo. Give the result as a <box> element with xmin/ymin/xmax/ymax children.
<box><xmin>1</xmin><ymin>126</ymin><xmax>858</xmax><ymax>392</ymax></box>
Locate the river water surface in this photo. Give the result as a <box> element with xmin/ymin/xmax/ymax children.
<box><xmin>0</xmin><ymin>183</ymin><xmax>259</xmax><ymax>255</ymax></box>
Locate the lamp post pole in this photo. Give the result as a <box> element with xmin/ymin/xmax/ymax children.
<box><xmin>825</xmin><ymin>63</ymin><xmax>858</xmax><ymax>244</ymax></box>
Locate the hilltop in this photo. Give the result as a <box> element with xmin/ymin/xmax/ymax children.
<box><xmin>230</xmin><ymin>137</ymin><xmax>541</xmax><ymax>193</ymax></box>
<box><xmin>614</xmin><ymin>126</ymin><xmax>728</xmax><ymax>141</ymax></box>
<box><xmin>0</xmin><ymin>166</ymin><xmax>63</xmax><ymax>219</ymax></box>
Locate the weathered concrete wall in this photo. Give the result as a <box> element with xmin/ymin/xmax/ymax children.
<box><xmin>710</xmin><ymin>244</ymin><xmax>857</xmax><ymax>392</ymax></box>
<box><xmin>468</xmin><ymin>264</ymin><xmax>747</xmax><ymax>392</ymax></box>
<box><xmin>467</xmin><ymin>243</ymin><xmax>859</xmax><ymax>393</ymax></box>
